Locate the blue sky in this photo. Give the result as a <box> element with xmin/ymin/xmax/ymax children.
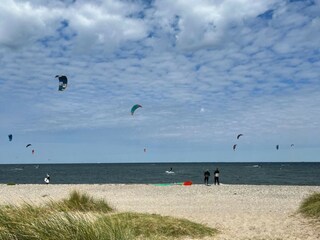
<box><xmin>0</xmin><ymin>0</ymin><xmax>319</xmax><ymax>163</ymax></box>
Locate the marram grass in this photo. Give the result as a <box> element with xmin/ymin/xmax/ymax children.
<box><xmin>0</xmin><ymin>211</ymin><xmax>133</xmax><ymax>240</ymax></box>
<box><xmin>113</xmin><ymin>212</ymin><xmax>217</xmax><ymax>239</ymax></box>
<box><xmin>48</xmin><ymin>190</ymin><xmax>113</xmax><ymax>213</ymax></box>
<box><xmin>0</xmin><ymin>191</ymin><xmax>217</xmax><ymax>240</ymax></box>
<box><xmin>299</xmin><ymin>192</ymin><xmax>320</xmax><ymax>219</ymax></box>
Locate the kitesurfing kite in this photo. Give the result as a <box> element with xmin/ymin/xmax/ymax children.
<box><xmin>131</xmin><ymin>104</ymin><xmax>142</xmax><ymax>115</ymax></box>
<box><xmin>276</xmin><ymin>145</ymin><xmax>279</xmax><ymax>150</ymax></box>
<box><xmin>55</xmin><ymin>75</ymin><xmax>68</xmax><ymax>91</ymax></box>
<box><xmin>291</xmin><ymin>144</ymin><xmax>294</xmax><ymax>147</ymax></box>
<box><xmin>144</xmin><ymin>148</ymin><xmax>147</xmax><ymax>153</ymax></box>
<box><xmin>233</xmin><ymin>144</ymin><xmax>237</xmax><ymax>151</ymax></box>
<box><xmin>8</xmin><ymin>134</ymin><xmax>12</xmax><ymax>141</ymax></box>
<box><xmin>26</xmin><ymin>144</ymin><xmax>32</xmax><ymax>148</ymax></box>
<box><xmin>237</xmin><ymin>134</ymin><xmax>243</xmax><ymax>139</ymax></box>
<box><xmin>32</xmin><ymin>149</ymin><xmax>35</xmax><ymax>154</ymax></box>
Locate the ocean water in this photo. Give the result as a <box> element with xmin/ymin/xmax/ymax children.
<box><xmin>0</xmin><ymin>162</ymin><xmax>319</xmax><ymax>185</ymax></box>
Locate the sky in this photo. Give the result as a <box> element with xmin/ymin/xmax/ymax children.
<box><xmin>0</xmin><ymin>0</ymin><xmax>319</xmax><ymax>164</ymax></box>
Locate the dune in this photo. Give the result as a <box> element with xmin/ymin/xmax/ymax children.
<box><xmin>0</xmin><ymin>184</ymin><xmax>319</xmax><ymax>240</ymax></box>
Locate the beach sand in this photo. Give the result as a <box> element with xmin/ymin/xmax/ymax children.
<box><xmin>0</xmin><ymin>184</ymin><xmax>319</xmax><ymax>240</ymax></box>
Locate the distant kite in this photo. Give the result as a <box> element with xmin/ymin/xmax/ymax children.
<box><xmin>237</xmin><ymin>134</ymin><xmax>243</xmax><ymax>139</ymax></box>
<box><xmin>291</xmin><ymin>144</ymin><xmax>294</xmax><ymax>147</ymax></box>
<box><xmin>233</xmin><ymin>144</ymin><xmax>237</xmax><ymax>151</ymax></box>
<box><xmin>8</xmin><ymin>134</ymin><xmax>12</xmax><ymax>141</ymax></box>
<box><xmin>55</xmin><ymin>75</ymin><xmax>68</xmax><ymax>91</ymax></box>
<box><xmin>32</xmin><ymin>149</ymin><xmax>35</xmax><ymax>154</ymax></box>
<box><xmin>131</xmin><ymin>104</ymin><xmax>142</xmax><ymax>115</ymax></box>
<box><xmin>144</xmin><ymin>148</ymin><xmax>147</xmax><ymax>153</ymax></box>
<box><xmin>26</xmin><ymin>144</ymin><xmax>32</xmax><ymax>148</ymax></box>
<box><xmin>276</xmin><ymin>145</ymin><xmax>279</xmax><ymax>150</ymax></box>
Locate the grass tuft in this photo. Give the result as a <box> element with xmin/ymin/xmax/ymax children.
<box><xmin>0</xmin><ymin>191</ymin><xmax>217</xmax><ymax>240</ymax></box>
<box><xmin>299</xmin><ymin>192</ymin><xmax>320</xmax><ymax>219</ymax></box>
<box><xmin>48</xmin><ymin>190</ymin><xmax>113</xmax><ymax>213</ymax></box>
<box><xmin>0</xmin><ymin>204</ymin><xmax>49</xmax><ymax>240</ymax></box>
<box><xmin>0</xmin><ymin>211</ymin><xmax>134</xmax><ymax>240</ymax></box>
<box><xmin>113</xmin><ymin>212</ymin><xmax>217</xmax><ymax>239</ymax></box>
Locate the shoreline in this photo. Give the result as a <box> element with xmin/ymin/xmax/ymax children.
<box><xmin>0</xmin><ymin>184</ymin><xmax>319</xmax><ymax>239</ymax></box>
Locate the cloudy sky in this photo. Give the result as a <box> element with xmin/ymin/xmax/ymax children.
<box><xmin>0</xmin><ymin>0</ymin><xmax>319</xmax><ymax>163</ymax></box>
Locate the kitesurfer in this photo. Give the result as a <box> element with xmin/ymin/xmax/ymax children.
<box><xmin>165</xmin><ymin>168</ymin><xmax>174</xmax><ymax>174</ymax></box>
<box><xmin>204</xmin><ymin>169</ymin><xmax>210</xmax><ymax>186</ymax></box>
<box><xmin>214</xmin><ymin>168</ymin><xmax>220</xmax><ymax>185</ymax></box>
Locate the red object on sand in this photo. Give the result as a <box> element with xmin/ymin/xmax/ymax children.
<box><xmin>183</xmin><ymin>181</ymin><xmax>192</xmax><ymax>186</ymax></box>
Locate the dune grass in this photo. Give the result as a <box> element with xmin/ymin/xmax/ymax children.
<box><xmin>6</xmin><ymin>182</ymin><xmax>16</xmax><ymax>186</ymax></box>
<box><xmin>0</xmin><ymin>210</ymin><xmax>133</xmax><ymax>240</ymax></box>
<box><xmin>0</xmin><ymin>190</ymin><xmax>217</xmax><ymax>240</ymax></box>
<box><xmin>48</xmin><ymin>190</ymin><xmax>113</xmax><ymax>213</ymax></box>
<box><xmin>299</xmin><ymin>192</ymin><xmax>320</xmax><ymax>219</ymax></box>
<box><xmin>113</xmin><ymin>212</ymin><xmax>217</xmax><ymax>239</ymax></box>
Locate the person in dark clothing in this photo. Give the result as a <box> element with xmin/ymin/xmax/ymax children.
<box><xmin>204</xmin><ymin>169</ymin><xmax>210</xmax><ymax>186</ymax></box>
<box><xmin>214</xmin><ymin>168</ymin><xmax>220</xmax><ymax>185</ymax></box>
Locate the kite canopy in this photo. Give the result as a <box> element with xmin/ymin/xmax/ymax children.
<box><xmin>8</xmin><ymin>134</ymin><xmax>12</xmax><ymax>141</ymax></box>
<box><xmin>131</xmin><ymin>104</ymin><xmax>142</xmax><ymax>115</ymax></box>
<box><xmin>55</xmin><ymin>75</ymin><xmax>68</xmax><ymax>91</ymax></box>
<box><xmin>233</xmin><ymin>144</ymin><xmax>237</xmax><ymax>151</ymax></box>
<box><xmin>276</xmin><ymin>145</ymin><xmax>279</xmax><ymax>150</ymax></box>
<box><xmin>237</xmin><ymin>134</ymin><xmax>243</xmax><ymax>139</ymax></box>
<box><xmin>26</xmin><ymin>144</ymin><xmax>32</xmax><ymax>148</ymax></box>
<box><xmin>183</xmin><ymin>181</ymin><xmax>193</xmax><ymax>186</ymax></box>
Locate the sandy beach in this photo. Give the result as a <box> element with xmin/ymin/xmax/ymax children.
<box><xmin>0</xmin><ymin>184</ymin><xmax>319</xmax><ymax>240</ymax></box>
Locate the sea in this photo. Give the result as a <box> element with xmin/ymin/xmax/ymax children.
<box><xmin>0</xmin><ymin>162</ymin><xmax>319</xmax><ymax>185</ymax></box>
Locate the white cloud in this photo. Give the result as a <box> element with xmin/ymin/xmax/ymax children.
<box><xmin>68</xmin><ymin>1</ymin><xmax>147</xmax><ymax>52</ymax></box>
<box><xmin>0</xmin><ymin>0</ymin><xmax>60</xmax><ymax>48</ymax></box>
<box><xmin>151</xmin><ymin>0</ymin><xmax>278</xmax><ymax>51</ymax></box>
<box><xmin>0</xmin><ymin>0</ymin><xmax>319</xmax><ymax>152</ymax></box>
<box><xmin>0</xmin><ymin>0</ymin><xmax>148</xmax><ymax>52</ymax></box>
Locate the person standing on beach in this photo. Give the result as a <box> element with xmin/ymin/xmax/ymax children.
<box><xmin>44</xmin><ymin>174</ymin><xmax>50</xmax><ymax>184</ymax></box>
<box><xmin>214</xmin><ymin>168</ymin><xmax>220</xmax><ymax>185</ymax></box>
<box><xmin>204</xmin><ymin>169</ymin><xmax>210</xmax><ymax>186</ymax></box>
